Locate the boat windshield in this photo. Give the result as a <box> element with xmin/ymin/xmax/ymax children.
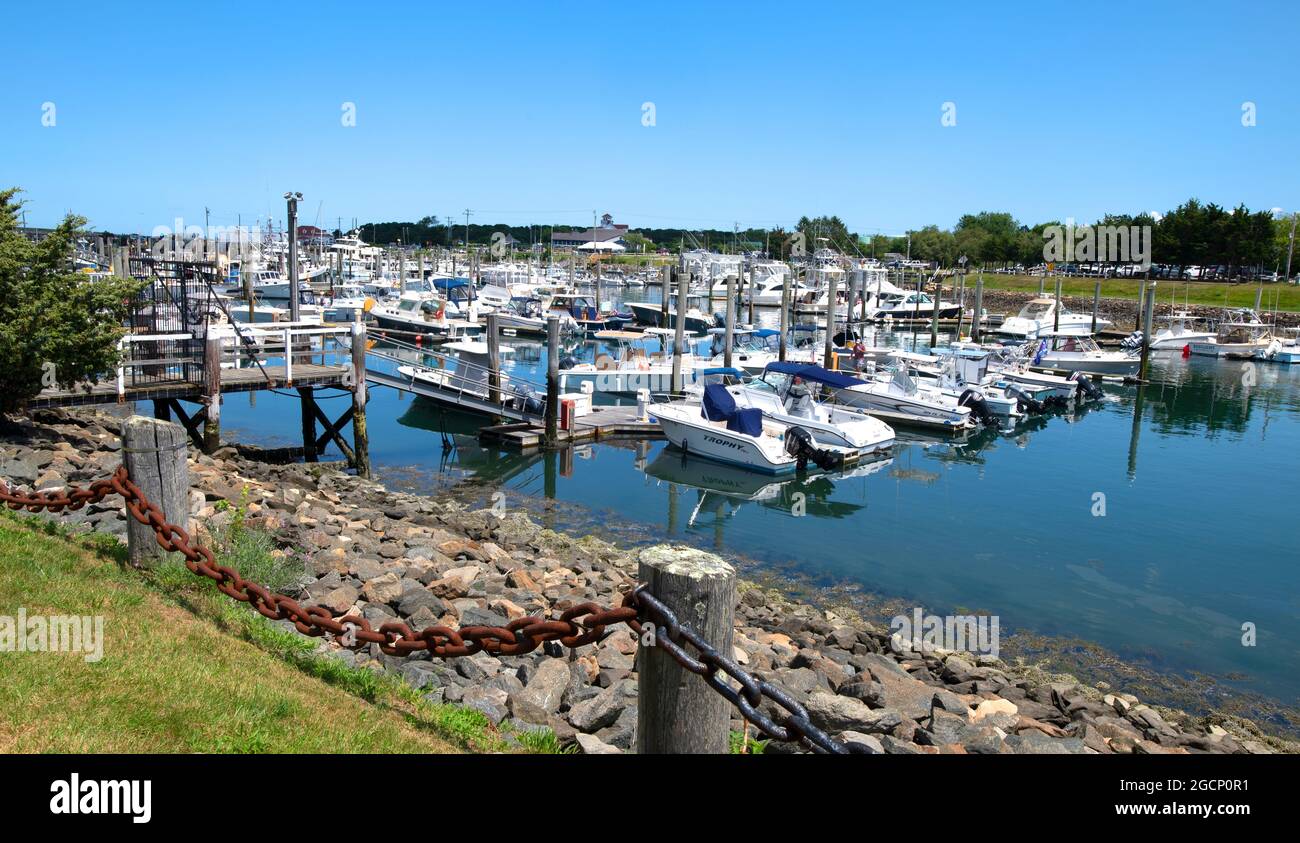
<box><xmin>1020</xmin><ymin>301</ymin><xmax>1053</xmax><ymax>319</ymax></box>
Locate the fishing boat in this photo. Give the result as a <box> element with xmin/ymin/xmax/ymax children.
<box><xmin>996</xmin><ymin>298</ymin><xmax>1111</xmax><ymax>339</ymax></box>
<box><xmin>626</xmin><ymin>292</ymin><xmax>718</xmax><ymax>333</ymax></box>
<box><xmin>1027</xmin><ymin>332</ymin><xmax>1139</xmax><ymax>375</ymax></box>
<box><xmin>650</xmin><ymin>384</ymin><xmax>860</xmax><ymax>475</ymax></box>
<box><xmin>396</xmin><ymin>342</ymin><xmax>520</xmax><ymax>402</ymax></box>
<box><xmin>548</xmin><ymin>292</ymin><xmax>634</xmax><ymax>333</ymax></box>
<box><xmin>319</xmin><ymin>283</ymin><xmax>374</xmax><ymax>322</ymax></box>
<box><xmin>369</xmin><ymin>291</ymin><xmax>481</xmax><ymax>338</ymax></box>
<box><xmin>1146</xmin><ymin>312</ymin><xmax>1217</xmax><ymax>350</ymax></box>
<box><xmin>710</xmin><ymin>365</ymin><xmax>896</xmax><ymax>452</ymax></box>
<box><xmin>705</xmin><ymin>328</ymin><xmax>819</xmax><ymax>375</ymax></box>
<box><xmin>1186</xmin><ymin>311</ymin><xmax>1274</xmax><ymax>358</ymax></box>
<box><xmin>558</xmin><ymin>329</ymin><xmax>700</xmax><ymax>395</ymax></box>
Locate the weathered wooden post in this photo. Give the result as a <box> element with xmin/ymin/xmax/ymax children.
<box><xmin>299</xmin><ymin>387</ymin><xmax>317</xmax><ymax>462</ymax></box>
<box><xmin>636</xmin><ymin>545</ymin><xmax>736</xmax><ymax>754</ymax></box>
<box><xmin>1053</xmin><ymin>276</ymin><xmax>1063</xmax><ymax>333</ymax></box>
<box><xmin>202</xmin><ymin>335</ymin><xmax>222</xmax><ymax>453</ymax></box>
<box><xmin>1038</xmin><ymin>266</ymin><xmax>1046</xmax><ymax>297</ymax></box>
<box><xmin>824</xmin><ymin>267</ymin><xmax>838</xmax><ymax>368</ymax></box>
<box><xmin>779</xmin><ymin>269</ymin><xmax>790</xmax><ymax>362</ymax></box>
<box><xmin>723</xmin><ymin>271</ymin><xmax>735</xmax><ymax>369</ymax></box>
<box><xmin>122</xmin><ymin>416</ymin><xmax>190</xmax><ymax>569</ymax></box>
<box><xmin>545</xmin><ymin>316</ymin><xmax>559</xmax><ymax>444</ymax></box>
<box><xmin>672</xmin><ymin>266</ymin><xmax>687</xmax><ymax>393</ymax></box>
<box><xmin>399</xmin><ymin>250</ymin><xmax>406</xmax><ymax>294</ymax></box>
<box><xmin>1139</xmin><ymin>280</ymin><xmax>1157</xmax><ymax>382</ymax></box>
<box><xmin>660</xmin><ymin>264</ymin><xmax>670</xmax><ymax>326</ymax></box>
<box><xmin>351</xmin><ymin>323</ymin><xmax>370</xmax><ymax>478</ymax></box>
<box><xmin>1135</xmin><ymin>278</ymin><xmax>1146</xmax><ymax>330</ymax></box>
<box><xmin>1091</xmin><ymin>279</ymin><xmax>1102</xmax><ymax>334</ymax></box>
<box><xmin>972</xmin><ymin>275</ymin><xmax>984</xmax><ymax>343</ymax></box>
<box><xmin>930</xmin><ymin>277</ymin><xmax>941</xmax><ymax>349</ymax></box>
<box><xmin>486</xmin><ymin>311</ymin><xmax>501</xmax><ymax>408</ymax></box>
<box><xmin>745</xmin><ymin>259</ymin><xmax>755</xmax><ymax>325</ymax></box>
<box><xmin>954</xmin><ymin>270</ymin><xmax>966</xmax><ymax>339</ymax></box>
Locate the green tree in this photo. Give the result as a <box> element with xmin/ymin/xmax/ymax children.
<box><xmin>0</xmin><ymin>189</ymin><xmax>143</xmax><ymax>415</ymax></box>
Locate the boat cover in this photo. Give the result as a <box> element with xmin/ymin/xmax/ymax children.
<box><xmin>701</xmin><ymin>384</ymin><xmax>763</xmax><ymax>436</ymax></box>
<box><xmin>763</xmin><ymin>361</ymin><xmax>866</xmax><ymax>390</ymax></box>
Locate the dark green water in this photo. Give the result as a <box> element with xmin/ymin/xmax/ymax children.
<box><xmin>217</xmin><ymin>304</ymin><xmax>1300</xmax><ymax>727</ymax></box>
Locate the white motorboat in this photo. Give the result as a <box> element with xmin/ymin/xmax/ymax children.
<box><xmin>996</xmin><ymin>297</ymin><xmax>1111</xmax><ymax>339</ymax></box>
<box><xmin>1187</xmin><ymin>311</ymin><xmax>1274</xmax><ymax>358</ymax></box>
<box><xmin>650</xmin><ymin>384</ymin><xmax>861</xmax><ymax>475</ymax></box>
<box><xmin>766</xmin><ymin>362</ymin><xmax>975</xmax><ymax>431</ymax></box>
<box><xmin>1146</xmin><ymin>312</ymin><xmax>1217</xmax><ymax>350</ymax></box>
<box><xmin>369</xmin><ymin>291</ymin><xmax>481</xmax><ymax>338</ymax></box>
<box><xmin>558</xmin><ymin>328</ymin><xmax>700</xmax><ymax>395</ymax></box>
<box><xmin>626</xmin><ymin>293</ymin><xmax>717</xmax><ymax>333</ymax></box>
<box><xmin>1027</xmin><ymin>333</ymin><xmax>1139</xmax><ymax>375</ymax></box>
<box><xmin>705</xmin><ymin>328</ymin><xmax>818</xmax><ymax>375</ymax></box>
<box><xmin>1259</xmin><ymin>328</ymin><xmax>1300</xmax><ymax>364</ymax></box>
<box><xmin>319</xmin><ymin>283</ymin><xmax>374</xmax><ymax>322</ymax></box>
<box><xmin>688</xmin><ymin>367</ymin><xmax>895</xmax><ymax>452</ymax></box>
<box><xmin>396</xmin><ymin>341</ymin><xmax>519</xmax><ymax>401</ymax></box>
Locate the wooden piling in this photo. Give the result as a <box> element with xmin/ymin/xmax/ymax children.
<box><xmin>202</xmin><ymin>335</ymin><xmax>222</xmax><ymax>453</ymax></box>
<box><xmin>122</xmin><ymin>416</ymin><xmax>190</xmax><ymax>569</ymax></box>
<box><xmin>930</xmin><ymin>277</ymin><xmax>941</xmax><ymax>349</ymax></box>
<box><xmin>1139</xmin><ymin>280</ymin><xmax>1157</xmax><ymax>381</ymax></box>
<box><xmin>351</xmin><ymin>323</ymin><xmax>370</xmax><ymax>478</ymax></box>
<box><xmin>545</xmin><ymin>316</ymin><xmax>559</xmax><ymax>445</ymax></box>
<box><xmin>672</xmin><ymin>266</ymin><xmax>687</xmax><ymax>393</ymax></box>
<box><xmin>636</xmin><ymin>544</ymin><xmax>736</xmax><ymax>754</ymax></box>
<box><xmin>723</xmin><ymin>271</ymin><xmax>735</xmax><ymax>369</ymax></box>
<box><xmin>972</xmin><ymin>275</ymin><xmax>984</xmax><ymax>343</ymax></box>
<box><xmin>1053</xmin><ymin>276</ymin><xmax>1062</xmax><ymax>333</ymax></box>
<box><xmin>1091</xmin><ymin>279</ymin><xmax>1102</xmax><ymax>334</ymax></box>
<box><xmin>486</xmin><ymin>312</ymin><xmax>501</xmax><ymax>408</ymax></box>
<box><xmin>824</xmin><ymin>267</ymin><xmax>838</xmax><ymax>368</ymax></box>
<box><xmin>298</xmin><ymin>387</ymin><xmax>318</xmax><ymax>462</ymax></box>
<box><xmin>779</xmin><ymin>270</ymin><xmax>790</xmax><ymax>361</ymax></box>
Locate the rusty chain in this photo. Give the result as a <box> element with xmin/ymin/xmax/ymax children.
<box><xmin>1</xmin><ymin>466</ymin><xmax>854</xmax><ymax>754</ymax></box>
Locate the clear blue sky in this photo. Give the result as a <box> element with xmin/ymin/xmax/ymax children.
<box><xmin>3</xmin><ymin>0</ymin><xmax>1297</xmax><ymax>236</ymax></box>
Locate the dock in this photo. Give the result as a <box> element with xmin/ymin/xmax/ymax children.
<box><xmin>479</xmin><ymin>405</ymin><xmax>663</xmax><ymax>450</ymax></box>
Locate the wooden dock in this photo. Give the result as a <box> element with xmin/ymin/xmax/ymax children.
<box><xmin>28</xmin><ymin>364</ymin><xmax>352</xmax><ymax>409</ymax></box>
<box><xmin>479</xmin><ymin>404</ymin><xmax>663</xmax><ymax>450</ymax></box>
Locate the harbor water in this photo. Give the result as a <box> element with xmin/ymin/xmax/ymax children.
<box><xmin>215</xmin><ymin>288</ymin><xmax>1300</xmax><ymax>727</ymax></box>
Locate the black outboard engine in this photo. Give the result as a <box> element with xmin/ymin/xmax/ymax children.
<box><xmin>712</xmin><ymin>312</ymin><xmax>726</xmax><ymax>328</ymax></box>
<box><xmin>1003</xmin><ymin>383</ymin><xmax>1044</xmax><ymax>415</ymax></box>
<box><xmin>783</xmin><ymin>426</ymin><xmax>845</xmax><ymax>472</ymax></box>
<box><xmin>558</xmin><ymin>354</ymin><xmax>579</xmax><ymax>370</ymax></box>
<box><xmin>957</xmin><ymin>388</ymin><xmax>997</xmax><ymax>426</ymax></box>
<box><xmin>1069</xmin><ymin>371</ymin><xmax>1104</xmax><ymax>402</ymax></box>
<box><xmin>511</xmin><ymin>384</ymin><xmax>545</xmax><ymax>415</ymax></box>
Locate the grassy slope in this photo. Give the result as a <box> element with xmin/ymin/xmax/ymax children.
<box><xmin>970</xmin><ymin>273</ymin><xmax>1300</xmax><ymax>312</ymax></box>
<box><xmin>0</xmin><ymin>516</ymin><xmax>549</xmax><ymax>753</ymax></box>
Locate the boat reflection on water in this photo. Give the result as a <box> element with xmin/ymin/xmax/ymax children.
<box><xmin>644</xmin><ymin>447</ymin><xmax>893</xmax><ymax>528</ymax></box>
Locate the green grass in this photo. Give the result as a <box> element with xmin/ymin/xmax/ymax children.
<box><xmin>970</xmin><ymin>273</ymin><xmax>1300</xmax><ymax>312</ymax></box>
<box><xmin>0</xmin><ymin>512</ymin><xmax>567</xmax><ymax>754</ymax></box>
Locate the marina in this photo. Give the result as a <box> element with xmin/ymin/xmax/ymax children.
<box><xmin>35</xmin><ymin>226</ymin><xmax>1294</xmax><ymax>722</ymax></box>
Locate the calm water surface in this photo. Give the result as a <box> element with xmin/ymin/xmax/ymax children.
<box><xmin>215</xmin><ymin>290</ymin><xmax>1300</xmax><ymax>715</ymax></box>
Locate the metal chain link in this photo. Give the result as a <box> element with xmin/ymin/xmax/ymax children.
<box><xmin>2</xmin><ymin>466</ymin><xmax>852</xmax><ymax>753</ymax></box>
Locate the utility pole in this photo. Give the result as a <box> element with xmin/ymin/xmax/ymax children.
<box><xmin>1285</xmin><ymin>212</ymin><xmax>1297</xmax><ymax>283</ymax></box>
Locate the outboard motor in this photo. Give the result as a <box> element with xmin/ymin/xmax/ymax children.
<box><xmin>511</xmin><ymin>384</ymin><xmax>545</xmax><ymax>415</ymax></box>
<box><xmin>783</xmin><ymin>426</ymin><xmax>845</xmax><ymax>472</ymax></box>
<box><xmin>558</xmin><ymin>354</ymin><xmax>579</xmax><ymax>370</ymax></box>
<box><xmin>1120</xmin><ymin>330</ymin><xmax>1144</xmax><ymax>351</ymax></box>
<box><xmin>1004</xmin><ymin>382</ymin><xmax>1044</xmax><ymax>415</ymax></box>
<box><xmin>712</xmin><ymin>312</ymin><xmax>727</xmax><ymax>328</ymax></box>
<box><xmin>957</xmin><ymin>388</ymin><xmax>997</xmax><ymax>426</ymax></box>
<box><xmin>1069</xmin><ymin>371</ymin><xmax>1104</xmax><ymax>402</ymax></box>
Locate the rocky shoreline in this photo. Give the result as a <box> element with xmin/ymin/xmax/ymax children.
<box><xmin>2</xmin><ymin>408</ymin><xmax>1293</xmax><ymax>755</ymax></box>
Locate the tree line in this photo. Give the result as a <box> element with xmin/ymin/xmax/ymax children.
<box><xmin>356</xmin><ymin>199</ymin><xmax>1294</xmax><ymax>277</ymax></box>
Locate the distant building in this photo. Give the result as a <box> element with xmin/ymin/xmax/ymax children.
<box><xmin>296</xmin><ymin>225</ymin><xmax>333</xmax><ymax>247</ymax></box>
<box><xmin>551</xmin><ymin>213</ymin><xmax>629</xmax><ymax>250</ymax></box>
